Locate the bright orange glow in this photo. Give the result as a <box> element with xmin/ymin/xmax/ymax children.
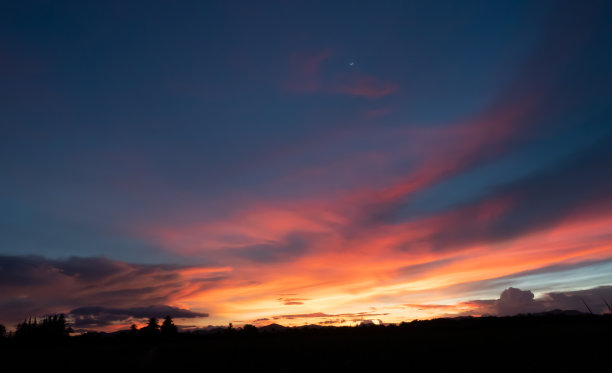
<box><xmin>136</xmin><ymin>193</ymin><xmax>612</xmax><ymax>327</ymax></box>
<box><xmin>123</xmin><ymin>97</ymin><xmax>611</xmax><ymax>329</ymax></box>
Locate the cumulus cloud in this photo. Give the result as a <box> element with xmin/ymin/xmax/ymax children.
<box><xmin>467</xmin><ymin>286</ymin><xmax>612</xmax><ymax>316</ymax></box>
<box><xmin>496</xmin><ymin>288</ymin><xmax>541</xmax><ymax>315</ymax></box>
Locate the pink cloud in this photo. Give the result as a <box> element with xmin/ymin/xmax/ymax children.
<box><xmin>283</xmin><ymin>48</ymin><xmax>333</xmax><ymax>93</ymax></box>
<box><xmin>283</xmin><ymin>48</ymin><xmax>399</xmax><ymax>98</ymax></box>
<box><xmin>330</xmin><ymin>75</ymin><xmax>399</xmax><ymax>98</ymax></box>
<box><xmin>363</xmin><ymin>107</ymin><xmax>393</xmax><ymax>119</ymax></box>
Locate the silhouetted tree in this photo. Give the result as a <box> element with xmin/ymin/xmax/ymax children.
<box><xmin>130</xmin><ymin>324</ymin><xmax>138</xmax><ymax>335</ymax></box>
<box><xmin>15</xmin><ymin>314</ymin><xmax>71</xmax><ymax>340</ymax></box>
<box><xmin>0</xmin><ymin>324</ymin><xmax>6</xmax><ymax>339</ymax></box>
<box><xmin>225</xmin><ymin>322</ymin><xmax>234</xmax><ymax>335</ymax></box>
<box><xmin>15</xmin><ymin>317</ymin><xmax>38</xmax><ymax>339</ymax></box>
<box><xmin>160</xmin><ymin>315</ymin><xmax>178</xmax><ymax>336</ymax></box>
<box><xmin>40</xmin><ymin>314</ymin><xmax>72</xmax><ymax>337</ymax></box>
<box><xmin>242</xmin><ymin>324</ymin><xmax>258</xmax><ymax>335</ymax></box>
<box><xmin>141</xmin><ymin>317</ymin><xmax>160</xmax><ymax>336</ymax></box>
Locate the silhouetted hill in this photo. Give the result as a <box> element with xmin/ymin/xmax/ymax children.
<box><xmin>258</xmin><ymin>323</ymin><xmax>287</xmax><ymax>333</ymax></box>
<box><xmin>530</xmin><ymin>309</ymin><xmax>586</xmax><ymax>316</ymax></box>
<box><xmin>1</xmin><ymin>313</ymin><xmax>610</xmax><ymax>372</ymax></box>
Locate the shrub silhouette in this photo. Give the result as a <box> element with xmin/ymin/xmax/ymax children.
<box><xmin>242</xmin><ymin>324</ymin><xmax>258</xmax><ymax>335</ymax></box>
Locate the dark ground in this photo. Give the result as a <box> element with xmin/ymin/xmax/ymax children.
<box><xmin>1</xmin><ymin>313</ymin><xmax>610</xmax><ymax>372</ymax></box>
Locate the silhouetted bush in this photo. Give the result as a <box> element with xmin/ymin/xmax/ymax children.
<box><xmin>241</xmin><ymin>324</ymin><xmax>258</xmax><ymax>335</ymax></box>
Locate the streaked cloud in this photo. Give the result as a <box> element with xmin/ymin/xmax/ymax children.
<box><xmin>0</xmin><ymin>255</ymin><xmax>224</xmax><ymax>328</ymax></box>
<box><xmin>69</xmin><ymin>305</ymin><xmax>208</xmax><ymax>330</ymax></box>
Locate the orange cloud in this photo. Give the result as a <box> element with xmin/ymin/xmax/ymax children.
<box><xmin>134</xmin><ymin>199</ymin><xmax>612</xmax><ymax>327</ymax></box>
<box><xmin>102</xmin><ymin>73</ymin><xmax>612</xmax><ymax>329</ymax></box>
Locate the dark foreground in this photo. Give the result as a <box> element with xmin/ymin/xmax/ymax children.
<box><xmin>1</xmin><ymin>314</ymin><xmax>611</xmax><ymax>372</ymax></box>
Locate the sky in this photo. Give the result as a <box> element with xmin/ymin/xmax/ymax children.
<box><xmin>1</xmin><ymin>0</ymin><xmax>612</xmax><ymax>331</ymax></box>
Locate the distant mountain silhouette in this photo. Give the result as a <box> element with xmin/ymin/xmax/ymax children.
<box><xmin>530</xmin><ymin>309</ymin><xmax>587</xmax><ymax>316</ymax></box>
<box><xmin>296</xmin><ymin>324</ymin><xmax>326</xmax><ymax>329</ymax></box>
<box><xmin>258</xmin><ymin>323</ymin><xmax>287</xmax><ymax>332</ymax></box>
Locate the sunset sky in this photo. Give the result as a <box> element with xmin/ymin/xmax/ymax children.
<box><xmin>2</xmin><ymin>1</ymin><xmax>612</xmax><ymax>331</ymax></box>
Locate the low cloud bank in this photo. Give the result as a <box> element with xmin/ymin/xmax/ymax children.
<box><xmin>0</xmin><ymin>255</ymin><xmax>219</xmax><ymax>327</ymax></box>
<box><xmin>69</xmin><ymin>305</ymin><xmax>209</xmax><ymax>328</ymax></box>
<box><xmin>468</xmin><ymin>286</ymin><xmax>612</xmax><ymax>316</ymax></box>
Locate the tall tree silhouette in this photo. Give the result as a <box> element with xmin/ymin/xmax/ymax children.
<box><xmin>15</xmin><ymin>314</ymin><xmax>71</xmax><ymax>340</ymax></box>
<box><xmin>40</xmin><ymin>314</ymin><xmax>72</xmax><ymax>337</ymax></box>
<box><xmin>160</xmin><ymin>315</ymin><xmax>178</xmax><ymax>336</ymax></box>
<box><xmin>15</xmin><ymin>317</ymin><xmax>38</xmax><ymax>339</ymax></box>
<box><xmin>141</xmin><ymin>317</ymin><xmax>160</xmax><ymax>336</ymax></box>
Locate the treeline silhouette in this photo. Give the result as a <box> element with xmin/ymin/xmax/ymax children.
<box><xmin>12</xmin><ymin>314</ymin><xmax>72</xmax><ymax>340</ymax></box>
<box><xmin>134</xmin><ymin>316</ymin><xmax>179</xmax><ymax>337</ymax></box>
<box><xmin>0</xmin><ymin>314</ymin><xmax>180</xmax><ymax>341</ymax></box>
<box><xmin>1</xmin><ymin>312</ymin><xmax>611</xmax><ymax>372</ymax></box>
